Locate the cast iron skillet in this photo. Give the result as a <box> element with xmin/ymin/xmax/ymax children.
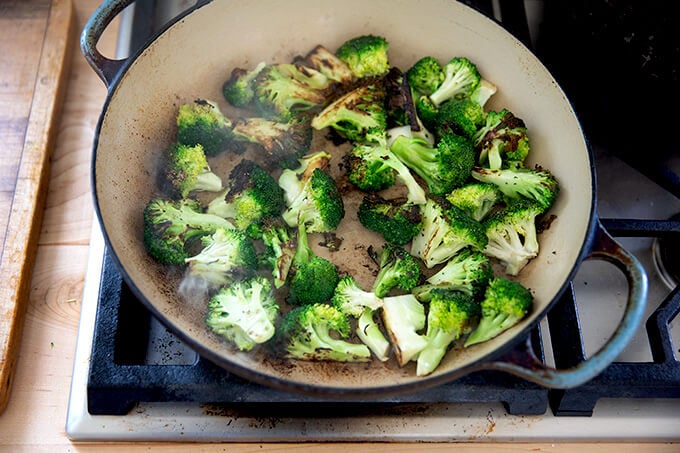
<box><xmin>81</xmin><ymin>0</ymin><xmax>648</xmax><ymax>397</ymax></box>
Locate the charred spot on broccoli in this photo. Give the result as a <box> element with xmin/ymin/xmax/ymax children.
<box><xmin>258</xmin><ymin>216</ymin><xmax>296</xmax><ymax>289</ymax></box>
<box><xmin>295</xmin><ymin>45</ymin><xmax>354</xmax><ymax>85</ymax></box>
<box><xmin>371</xmin><ymin>243</ymin><xmax>421</xmax><ymax>298</ymax></box>
<box><xmin>473</xmin><ymin>109</ymin><xmax>530</xmax><ymax>170</ymax></box>
<box><xmin>381</xmin><ymin>294</ymin><xmax>428</xmax><ymax>366</ymax></box>
<box><xmin>176</xmin><ymin>99</ymin><xmax>233</xmax><ymax>156</ymax></box>
<box><xmin>254</xmin><ymin>64</ymin><xmax>328</xmax><ymax>121</ymax></box>
<box><xmin>358</xmin><ymin>194</ymin><xmax>423</xmax><ymax>246</ymax></box>
<box><xmin>222</xmin><ymin>62</ymin><xmax>267</xmax><ymax>107</ymax></box>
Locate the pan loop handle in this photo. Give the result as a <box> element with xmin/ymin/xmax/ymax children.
<box><xmin>479</xmin><ymin>219</ymin><xmax>648</xmax><ymax>388</ymax></box>
<box><xmin>81</xmin><ymin>0</ymin><xmax>137</xmax><ymax>87</ymax></box>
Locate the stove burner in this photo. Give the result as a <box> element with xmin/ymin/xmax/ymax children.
<box><xmin>653</xmin><ymin>212</ymin><xmax>680</xmax><ymax>290</ymax></box>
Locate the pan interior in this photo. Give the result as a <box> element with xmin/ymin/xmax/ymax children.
<box><xmin>94</xmin><ymin>0</ymin><xmax>593</xmax><ymax>392</ymax></box>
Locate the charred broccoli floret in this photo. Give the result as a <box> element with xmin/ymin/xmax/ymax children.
<box><xmin>446</xmin><ymin>182</ymin><xmax>501</xmax><ymax>221</ymax></box>
<box><xmin>417</xmin><ymin>290</ymin><xmax>480</xmax><ymax>376</ymax></box>
<box><xmin>465</xmin><ymin>276</ymin><xmax>532</xmax><ymax>346</ymax></box>
<box><xmin>357</xmin><ymin>194</ymin><xmax>422</xmax><ymax>246</ymax></box>
<box><xmin>412</xmin><ymin>248</ymin><xmax>492</xmax><ymax>300</ymax></box>
<box><xmin>311</xmin><ymin>82</ymin><xmax>387</xmax><ymax>143</ymax></box>
<box><xmin>411</xmin><ymin>198</ymin><xmax>488</xmax><ymax>268</ymax></box>
<box><xmin>143</xmin><ymin>198</ymin><xmax>234</xmax><ymax>265</ymax></box>
<box><xmin>254</xmin><ymin>64</ymin><xmax>327</xmax><ymax>121</ymax></box>
<box><xmin>184</xmin><ymin>227</ymin><xmax>258</xmax><ymax>288</ymax></box>
<box><xmin>483</xmin><ymin>198</ymin><xmax>545</xmax><ymax>276</ymax></box>
<box><xmin>407</xmin><ymin>56</ymin><xmax>444</xmax><ymax>96</ymax></box>
<box><xmin>332</xmin><ymin>275</ymin><xmax>390</xmax><ymax>361</ymax></box>
<box><xmin>222</xmin><ymin>61</ymin><xmax>267</xmax><ymax>107</ymax></box>
<box><xmin>335</xmin><ymin>34</ymin><xmax>389</xmax><ymax>79</ymax></box>
<box><xmin>473</xmin><ymin>109</ymin><xmax>530</xmax><ymax>170</ymax></box>
<box><xmin>429</xmin><ymin>57</ymin><xmax>481</xmax><ymax>107</ymax></box>
<box><xmin>471</xmin><ymin>165</ymin><xmax>559</xmax><ymax>210</ymax></box>
<box><xmin>280</xmin><ymin>167</ymin><xmax>344</xmax><ymax>233</ymax></box>
<box><xmin>205</xmin><ymin>276</ymin><xmax>278</xmax><ymax>351</ymax></box>
<box><xmin>176</xmin><ymin>99</ymin><xmax>233</xmax><ymax>156</ymax></box>
<box><xmin>258</xmin><ymin>216</ymin><xmax>296</xmax><ymax>288</ymax></box>
<box><xmin>371</xmin><ymin>243</ymin><xmax>421</xmax><ymax>298</ymax></box>
<box><xmin>390</xmin><ymin>133</ymin><xmax>476</xmax><ymax>195</ymax></box>
<box><xmin>231</xmin><ymin>116</ymin><xmax>313</xmax><ymax>168</ymax></box>
<box><xmin>286</xmin><ymin>223</ymin><xmax>339</xmax><ymax>305</ymax></box>
<box><xmin>162</xmin><ymin>142</ymin><xmax>222</xmax><ymax>198</ymax></box>
<box><xmin>434</xmin><ymin>98</ymin><xmax>485</xmax><ymax>140</ymax></box>
<box><xmin>381</xmin><ymin>294</ymin><xmax>428</xmax><ymax>366</ymax></box>
<box><xmin>295</xmin><ymin>45</ymin><xmax>354</xmax><ymax>85</ymax></box>
<box><xmin>277</xmin><ymin>302</ymin><xmax>371</xmax><ymax>362</ymax></box>
<box><xmin>207</xmin><ymin>159</ymin><xmax>284</xmax><ymax>230</ymax></box>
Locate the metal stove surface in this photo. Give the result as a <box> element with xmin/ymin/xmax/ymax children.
<box><xmin>66</xmin><ymin>0</ymin><xmax>680</xmax><ymax>442</ymax></box>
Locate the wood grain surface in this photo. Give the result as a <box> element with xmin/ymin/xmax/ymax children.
<box><xmin>0</xmin><ymin>0</ymin><xmax>675</xmax><ymax>451</ymax></box>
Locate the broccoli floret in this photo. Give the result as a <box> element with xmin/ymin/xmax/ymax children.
<box><xmin>281</xmin><ymin>168</ymin><xmax>345</xmax><ymax>233</ymax></box>
<box><xmin>222</xmin><ymin>61</ymin><xmax>267</xmax><ymax>107</ymax></box>
<box><xmin>435</xmin><ymin>98</ymin><xmax>485</xmax><ymax>140</ymax></box>
<box><xmin>429</xmin><ymin>57</ymin><xmax>481</xmax><ymax>107</ymax></box>
<box><xmin>407</xmin><ymin>56</ymin><xmax>444</xmax><ymax>96</ymax></box>
<box><xmin>184</xmin><ymin>227</ymin><xmax>258</xmax><ymax>288</ymax></box>
<box><xmin>162</xmin><ymin>142</ymin><xmax>222</xmax><ymax>198</ymax></box>
<box><xmin>295</xmin><ymin>45</ymin><xmax>354</xmax><ymax>85</ymax></box>
<box><xmin>277</xmin><ymin>302</ymin><xmax>371</xmax><ymax>362</ymax></box>
<box><xmin>344</xmin><ymin>141</ymin><xmax>427</xmax><ymax>205</ymax></box>
<box><xmin>471</xmin><ymin>165</ymin><xmax>559</xmax><ymax>210</ymax></box>
<box><xmin>278</xmin><ymin>151</ymin><xmax>332</xmax><ymax>205</ymax></box>
<box><xmin>357</xmin><ymin>194</ymin><xmax>422</xmax><ymax>246</ymax></box>
<box><xmin>207</xmin><ymin>159</ymin><xmax>285</xmax><ymax>230</ymax></box>
<box><xmin>483</xmin><ymin>198</ymin><xmax>545</xmax><ymax>276</ymax></box>
<box><xmin>411</xmin><ymin>198</ymin><xmax>488</xmax><ymax>268</ymax></box>
<box><xmin>286</xmin><ymin>223</ymin><xmax>339</xmax><ymax>305</ymax></box>
<box><xmin>446</xmin><ymin>182</ymin><xmax>501</xmax><ymax>221</ymax></box>
<box><xmin>473</xmin><ymin>109</ymin><xmax>530</xmax><ymax>170</ymax></box>
<box><xmin>390</xmin><ymin>133</ymin><xmax>476</xmax><ymax>195</ymax></box>
<box><xmin>464</xmin><ymin>277</ymin><xmax>532</xmax><ymax>346</ymax></box>
<box><xmin>176</xmin><ymin>99</ymin><xmax>233</xmax><ymax>156</ymax></box>
<box><xmin>205</xmin><ymin>276</ymin><xmax>278</xmax><ymax>351</ymax></box>
<box><xmin>254</xmin><ymin>64</ymin><xmax>327</xmax><ymax>121</ymax></box>
<box><xmin>381</xmin><ymin>294</ymin><xmax>428</xmax><ymax>366</ymax></box>
<box><xmin>371</xmin><ymin>243</ymin><xmax>421</xmax><ymax>298</ymax></box>
<box><xmin>415</xmin><ymin>95</ymin><xmax>439</xmax><ymax>131</ymax></box>
<box><xmin>332</xmin><ymin>275</ymin><xmax>390</xmax><ymax>361</ymax></box>
<box><xmin>143</xmin><ymin>198</ymin><xmax>234</xmax><ymax>265</ymax></box>
<box><xmin>231</xmin><ymin>116</ymin><xmax>313</xmax><ymax>168</ymax></box>
<box><xmin>335</xmin><ymin>34</ymin><xmax>389</xmax><ymax>79</ymax></box>
<box><xmin>258</xmin><ymin>216</ymin><xmax>296</xmax><ymax>288</ymax></box>
<box><xmin>469</xmin><ymin>79</ymin><xmax>497</xmax><ymax>107</ymax></box>
<box><xmin>412</xmin><ymin>248</ymin><xmax>492</xmax><ymax>300</ymax></box>
<box><xmin>416</xmin><ymin>290</ymin><xmax>481</xmax><ymax>376</ymax></box>
<box><xmin>311</xmin><ymin>82</ymin><xmax>387</xmax><ymax>143</ymax></box>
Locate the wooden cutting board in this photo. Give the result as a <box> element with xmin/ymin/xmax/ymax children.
<box><xmin>0</xmin><ymin>0</ymin><xmax>74</xmax><ymax>413</ymax></box>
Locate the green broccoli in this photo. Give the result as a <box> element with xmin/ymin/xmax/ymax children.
<box><xmin>335</xmin><ymin>34</ymin><xmax>389</xmax><ymax>79</ymax></box>
<box><xmin>434</xmin><ymin>98</ymin><xmax>485</xmax><ymax>140</ymax></box>
<box><xmin>222</xmin><ymin>61</ymin><xmax>267</xmax><ymax>107</ymax></box>
<box><xmin>207</xmin><ymin>159</ymin><xmax>285</xmax><ymax>230</ymax></box>
<box><xmin>286</xmin><ymin>222</ymin><xmax>340</xmax><ymax>305</ymax></box>
<box><xmin>357</xmin><ymin>194</ymin><xmax>422</xmax><ymax>246</ymax></box>
<box><xmin>412</xmin><ymin>248</ymin><xmax>492</xmax><ymax>300</ymax></box>
<box><xmin>483</xmin><ymin>198</ymin><xmax>545</xmax><ymax>276</ymax></box>
<box><xmin>258</xmin><ymin>216</ymin><xmax>296</xmax><ymax>288</ymax></box>
<box><xmin>162</xmin><ymin>142</ymin><xmax>222</xmax><ymax>198</ymax></box>
<box><xmin>415</xmin><ymin>95</ymin><xmax>439</xmax><ymax>131</ymax></box>
<box><xmin>176</xmin><ymin>99</ymin><xmax>233</xmax><ymax>156</ymax></box>
<box><xmin>143</xmin><ymin>198</ymin><xmax>234</xmax><ymax>265</ymax></box>
<box><xmin>371</xmin><ymin>243</ymin><xmax>421</xmax><ymax>298</ymax></box>
<box><xmin>331</xmin><ymin>275</ymin><xmax>390</xmax><ymax>361</ymax></box>
<box><xmin>311</xmin><ymin>82</ymin><xmax>387</xmax><ymax>143</ymax></box>
<box><xmin>253</xmin><ymin>64</ymin><xmax>327</xmax><ymax>121</ymax></box>
<box><xmin>429</xmin><ymin>57</ymin><xmax>481</xmax><ymax>107</ymax></box>
<box><xmin>277</xmin><ymin>302</ymin><xmax>371</xmax><ymax>362</ymax></box>
<box><xmin>471</xmin><ymin>165</ymin><xmax>559</xmax><ymax>210</ymax></box>
<box><xmin>344</xmin><ymin>141</ymin><xmax>427</xmax><ymax>205</ymax></box>
<box><xmin>230</xmin><ymin>116</ymin><xmax>313</xmax><ymax>169</ymax></box>
<box><xmin>473</xmin><ymin>109</ymin><xmax>530</xmax><ymax>170</ymax></box>
<box><xmin>390</xmin><ymin>133</ymin><xmax>476</xmax><ymax>195</ymax></box>
<box><xmin>295</xmin><ymin>44</ymin><xmax>354</xmax><ymax>85</ymax></box>
<box><xmin>407</xmin><ymin>56</ymin><xmax>444</xmax><ymax>96</ymax></box>
<box><xmin>416</xmin><ymin>289</ymin><xmax>481</xmax><ymax>376</ymax></box>
<box><xmin>278</xmin><ymin>151</ymin><xmax>332</xmax><ymax>205</ymax></box>
<box><xmin>281</xmin><ymin>167</ymin><xmax>345</xmax><ymax>233</ymax></box>
<box><xmin>411</xmin><ymin>198</ymin><xmax>488</xmax><ymax>268</ymax></box>
<box><xmin>446</xmin><ymin>182</ymin><xmax>501</xmax><ymax>221</ymax></box>
<box><xmin>184</xmin><ymin>227</ymin><xmax>258</xmax><ymax>288</ymax></box>
<box><xmin>205</xmin><ymin>276</ymin><xmax>278</xmax><ymax>351</ymax></box>
<box><xmin>464</xmin><ymin>276</ymin><xmax>532</xmax><ymax>346</ymax></box>
<box><xmin>380</xmin><ymin>294</ymin><xmax>428</xmax><ymax>366</ymax></box>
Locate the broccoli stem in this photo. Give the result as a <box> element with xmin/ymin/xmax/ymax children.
<box><xmin>464</xmin><ymin>312</ymin><xmax>521</xmax><ymax>347</ymax></box>
<box><xmin>194</xmin><ymin>171</ymin><xmax>224</xmax><ymax>193</ymax></box>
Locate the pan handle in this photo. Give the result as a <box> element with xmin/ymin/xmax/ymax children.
<box><xmin>477</xmin><ymin>219</ymin><xmax>648</xmax><ymax>388</ymax></box>
<box><xmin>80</xmin><ymin>0</ymin><xmax>138</xmax><ymax>87</ymax></box>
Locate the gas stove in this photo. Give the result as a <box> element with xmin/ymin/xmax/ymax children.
<box><xmin>66</xmin><ymin>0</ymin><xmax>680</xmax><ymax>442</ymax></box>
